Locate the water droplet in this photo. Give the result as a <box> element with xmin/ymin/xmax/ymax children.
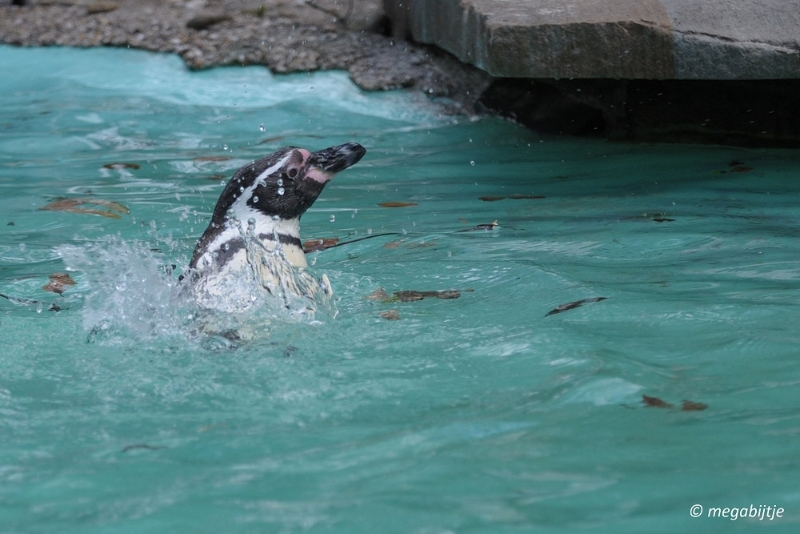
<box><xmin>223</xmin><ymin>243</ymin><xmax>229</xmax><ymax>251</ymax></box>
<box><xmin>470</xmin><ymin>160</ymin><xmax>475</xmax><ymax>166</ymax></box>
<box><xmin>259</xmin><ymin>124</ymin><xmax>265</xmax><ymax>132</ymax></box>
<box><xmin>367</xmin><ymin>228</ymin><xmax>372</xmax><ymax>235</ymax></box>
<box><xmin>469</xmin><ymin>138</ymin><xmax>473</xmax><ymax>143</ymax></box>
<box><xmin>311</xmin><ymin>256</ymin><xmax>317</xmax><ymax>266</ymax></box>
<box><xmin>351</xmin><ymin>211</ymin><xmax>355</xmax><ymax>219</ymax></box>
<box><xmin>329</xmin><ymin>215</ymin><xmax>335</xmax><ymax>223</ymax></box>
<box><xmin>277</xmin><ymin>187</ymin><xmax>285</xmax><ymax>196</ymax></box>
<box><xmin>248</xmin><ymin>217</ymin><xmax>256</xmax><ymax>230</ymax></box>
<box><xmin>272</xmin><ymin>215</ymin><xmax>280</xmax><ymax>221</ymax></box>
<box><xmin>402</xmin><ymin>229</ymin><xmax>407</xmax><ymax>235</ymax></box>
<box><xmin>223</xmin><ymin>144</ymin><xmax>228</xmax><ymax>151</ymax></box>
<box><xmin>277</xmin><ymin>178</ymin><xmax>283</xmax><ymax>186</ymax></box>
<box><xmin>253</xmin><ymin>196</ymin><xmax>259</xmax><ymax>203</ymax></box>
<box><xmin>239</xmin><ymin>186</ymin><xmax>244</xmax><ymax>193</ymax></box>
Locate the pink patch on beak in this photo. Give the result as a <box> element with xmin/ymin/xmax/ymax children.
<box><xmin>305</xmin><ymin>168</ymin><xmax>334</xmax><ymax>183</ymax></box>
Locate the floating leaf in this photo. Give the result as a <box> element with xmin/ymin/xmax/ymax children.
<box><xmin>42</xmin><ymin>273</ymin><xmax>76</xmax><ymax>295</ymax></box>
<box><xmin>303</xmin><ymin>237</ymin><xmax>339</xmax><ymax>253</ymax></box>
<box><xmin>40</xmin><ymin>198</ymin><xmax>130</xmax><ymax>219</ymax></box>
<box><xmin>383</xmin><ymin>240</ymin><xmax>405</xmax><ymax>249</ymax></box>
<box><xmin>652</xmin><ymin>218</ymin><xmax>675</xmax><ymax>223</ymax></box>
<box><xmin>681</xmin><ymin>400</ymin><xmax>708</xmax><ymax>411</ymax></box>
<box><xmin>479</xmin><ymin>196</ymin><xmax>506</xmax><ymax>202</ymax></box>
<box><xmin>365</xmin><ymin>288</ymin><xmax>389</xmax><ymax>301</ymax></box>
<box><xmin>378</xmin><ymin>202</ymin><xmax>417</xmax><ymax>208</ymax></box>
<box><xmin>379</xmin><ymin>310</ymin><xmax>400</xmax><ymax>320</ymax></box>
<box><xmin>642</xmin><ymin>395</ymin><xmax>673</xmax><ymax>408</ymax></box>
<box><xmin>545</xmin><ymin>296</ymin><xmax>607</xmax><ymax>317</ymax></box>
<box><xmin>207</xmin><ymin>173</ymin><xmax>227</xmax><ymax>181</ymax></box>
<box><xmin>193</xmin><ymin>155</ymin><xmax>233</xmax><ymax>162</ymax></box>
<box><xmin>102</xmin><ymin>162</ymin><xmax>140</xmax><ymax>170</ymax></box>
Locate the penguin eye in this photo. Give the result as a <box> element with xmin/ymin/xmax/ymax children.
<box><xmin>287</xmin><ymin>167</ymin><xmax>299</xmax><ymax>178</ymax></box>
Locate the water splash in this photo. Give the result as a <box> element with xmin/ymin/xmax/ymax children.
<box><xmin>56</xmin><ymin>233</ymin><xmax>335</xmax><ymax>347</ymax></box>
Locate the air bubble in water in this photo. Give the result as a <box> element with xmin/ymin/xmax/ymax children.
<box><xmin>248</xmin><ymin>218</ymin><xmax>256</xmax><ymax>230</ymax></box>
<box><xmin>239</xmin><ymin>186</ymin><xmax>244</xmax><ymax>193</ymax></box>
<box><xmin>259</xmin><ymin>124</ymin><xmax>265</xmax><ymax>132</ymax></box>
<box><xmin>272</xmin><ymin>215</ymin><xmax>280</xmax><ymax>221</ymax></box>
<box><xmin>277</xmin><ymin>178</ymin><xmax>283</xmax><ymax>186</ymax></box>
<box><xmin>329</xmin><ymin>215</ymin><xmax>335</xmax><ymax>223</ymax></box>
<box><xmin>470</xmin><ymin>160</ymin><xmax>475</xmax><ymax>166</ymax></box>
<box><xmin>277</xmin><ymin>187</ymin><xmax>285</xmax><ymax>196</ymax></box>
<box><xmin>367</xmin><ymin>228</ymin><xmax>372</xmax><ymax>235</ymax></box>
<box><xmin>223</xmin><ymin>144</ymin><xmax>228</xmax><ymax>151</ymax></box>
<box><xmin>253</xmin><ymin>196</ymin><xmax>259</xmax><ymax>203</ymax></box>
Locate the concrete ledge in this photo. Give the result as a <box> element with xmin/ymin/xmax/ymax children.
<box><xmin>386</xmin><ymin>0</ymin><xmax>800</xmax><ymax>80</ymax></box>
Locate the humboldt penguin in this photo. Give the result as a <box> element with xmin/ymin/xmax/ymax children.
<box><xmin>187</xmin><ymin>142</ymin><xmax>366</xmax><ymax>313</ymax></box>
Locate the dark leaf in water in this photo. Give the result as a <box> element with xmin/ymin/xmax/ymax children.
<box><xmin>48</xmin><ymin>303</ymin><xmax>61</xmax><ymax>312</ymax></box>
<box><xmin>378</xmin><ymin>202</ymin><xmax>417</xmax><ymax>208</ymax></box>
<box><xmin>729</xmin><ymin>166</ymin><xmax>753</xmax><ymax>173</ymax></box>
<box><xmin>642</xmin><ymin>395</ymin><xmax>674</xmax><ymax>409</ymax></box>
<box><xmin>42</xmin><ymin>273</ymin><xmax>76</xmax><ymax>294</ymax></box>
<box><xmin>207</xmin><ymin>174</ymin><xmax>227</xmax><ymax>181</ymax></box>
<box><xmin>728</xmin><ymin>160</ymin><xmax>745</xmax><ymax>167</ymax></box>
<box><xmin>102</xmin><ymin>162</ymin><xmax>139</xmax><ymax>170</ymax></box>
<box><xmin>652</xmin><ymin>218</ymin><xmax>676</xmax><ymax>223</ymax></box>
<box><xmin>507</xmin><ymin>194</ymin><xmax>546</xmax><ymax>199</ymax></box>
<box><xmin>303</xmin><ymin>237</ymin><xmax>339</xmax><ymax>253</ymax></box>
<box><xmin>193</xmin><ymin>155</ymin><xmax>233</xmax><ymax>162</ymax></box>
<box><xmin>7</xmin><ymin>221</ymin><xmax>14</xmax><ymax>226</ymax></box>
<box><xmin>479</xmin><ymin>196</ymin><xmax>506</xmax><ymax>202</ymax></box>
<box><xmin>681</xmin><ymin>400</ymin><xmax>708</xmax><ymax>411</ymax></box>
<box><xmin>545</xmin><ymin>296</ymin><xmax>607</xmax><ymax>317</ymax></box>
<box><xmin>379</xmin><ymin>310</ymin><xmax>400</xmax><ymax>320</ymax></box>
<box><xmin>383</xmin><ymin>240</ymin><xmax>404</xmax><ymax>249</ymax></box>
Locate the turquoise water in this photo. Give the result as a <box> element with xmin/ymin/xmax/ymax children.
<box><xmin>1</xmin><ymin>45</ymin><xmax>800</xmax><ymax>533</ymax></box>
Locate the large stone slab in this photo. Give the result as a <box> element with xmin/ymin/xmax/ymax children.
<box><xmin>386</xmin><ymin>0</ymin><xmax>800</xmax><ymax>79</ymax></box>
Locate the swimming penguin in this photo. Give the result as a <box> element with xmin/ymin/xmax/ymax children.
<box><xmin>186</xmin><ymin>142</ymin><xmax>366</xmax><ymax>313</ymax></box>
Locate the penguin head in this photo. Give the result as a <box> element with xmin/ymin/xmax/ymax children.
<box><xmin>214</xmin><ymin>142</ymin><xmax>366</xmax><ymax>225</ymax></box>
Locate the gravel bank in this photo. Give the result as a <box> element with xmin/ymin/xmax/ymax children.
<box><xmin>0</xmin><ymin>0</ymin><xmax>491</xmax><ymax>113</ymax></box>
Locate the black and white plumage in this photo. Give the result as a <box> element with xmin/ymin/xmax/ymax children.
<box><xmin>187</xmin><ymin>142</ymin><xmax>366</xmax><ymax>313</ymax></box>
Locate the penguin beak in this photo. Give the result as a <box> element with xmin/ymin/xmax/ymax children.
<box><xmin>309</xmin><ymin>142</ymin><xmax>366</xmax><ymax>173</ymax></box>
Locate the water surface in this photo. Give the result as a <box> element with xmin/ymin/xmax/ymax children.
<box><xmin>1</xmin><ymin>46</ymin><xmax>800</xmax><ymax>533</ymax></box>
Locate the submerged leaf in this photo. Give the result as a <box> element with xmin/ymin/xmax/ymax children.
<box><xmin>42</xmin><ymin>273</ymin><xmax>76</xmax><ymax>294</ymax></box>
<box><xmin>379</xmin><ymin>310</ymin><xmax>400</xmax><ymax>320</ymax></box>
<box><xmin>102</xmin><ymin>162</ymin><xmax>140</xmax><ymax>170</ymax></box>
<box><xmin>545</xmin><ymin>296</ymin><xmax>607</xmax><ymax>317</ymax></box>
<box><xmin>681</xmin><ymin>400</ymin><xmax>708</xmax><ymax>411</ymax></box>
<box><xmin>642</xmin><ymin>395</ymin><xmax>673</xmax><ymax>409</ymax></box>
<box><xmin>365</xmin><ymin>288</ymin><xmax>389</xmax><ymax>301</ymax></box>
<box><xmin>378</xmin><ymin>202</ymin><xmax>417</xmax><ymax>208</ymax></box>
<box><xmin>40</xmin><ymin>198</ymin><xmax>129</xmax><ymax>219</ymax></box>
<box><xmin>479</xmin><ymin>196</ymin><xmax>506</xmax><ymax>202</ymax></box>
<box><xmin>392</xmin><ymin>289</ymin><xmax>472</xmax><ymax>302</ymax></box>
